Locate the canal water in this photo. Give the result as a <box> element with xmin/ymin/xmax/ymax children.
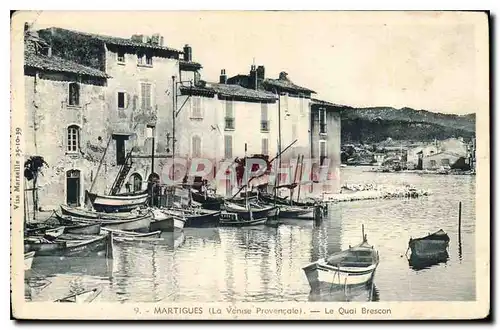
<box><xmin>26</xmin><ymin>167</ymin><xmax>476</xmax><ymax>302</ymax></box>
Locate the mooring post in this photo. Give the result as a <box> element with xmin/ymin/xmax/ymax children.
<box><xmin>458</xmin><ymin>201</ymin><xmax>462</xmax><ymax>237</ymax></box>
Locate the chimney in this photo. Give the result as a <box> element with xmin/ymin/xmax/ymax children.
<box><xmin>184</xmin><ymin>44</ymin><xmax>192</xmax><ymax>62</ymax></box>
<box><xmin>24</xmin><ymin>22</ymin><xmax>30</xmax><ymax>33</ymax></box>
<box><xmin>257</xmin><ymin>66</ymin><xmax>265</xmax><ymax>80</ymax></box>
<box><xmin>150</xmin><ymin>33</ymin><xmax>164</xmax><ymax>46</ymax></box>
<box><xmin>219</xmin><ymin>69</ymin><xmax>227</xmax><ymax>84</ymax></box>
<box><xmin>249</xmin><ymin>65</ymin><xmax>257</xmax><ymax>90</ymax></box>
<box><xmin>279</xmin><ymin>71</ymin><xmax>289</xmax><ymax>81</ymax></box>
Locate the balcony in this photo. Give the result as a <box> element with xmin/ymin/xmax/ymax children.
<box><xmin>260</xmin><ymin>120</ymin><xmax>269</xmax><ymax>132</ymax></box>
<box><xmin>225</xmin><ymin>117</ymin><xmax>235</xmax><ymax>130</ymax></box>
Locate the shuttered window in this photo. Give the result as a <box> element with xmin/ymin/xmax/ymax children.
<box><xmin>224</xmin><ymin>135</ymin><xmax>233</xmax><ymax>159</ymax></box>
<box><xmin>192</xmin><ymin>135</ymin><xmax>202</xmax><ymax>157</ymax></box>
<box><xmin>262</xmin><ymin>138</ymin><xmax>269</xmax><ymax>155</ymax></box>
<box><xmin>192</xmin><ymin>97</ymin><xmax>202</xmax><ymax>118</ymax></box>
<box><xmin>69</xmin><ymin>83</ymin><xmax>80</xmax><ymax>106</ymax></box>
<box><xmin>319</xmin><ymin>140</ymin><xmax>327</xmax><ymax>166</ymax></box>
<box><xmin>140</xmin><ymin>83</ymin><xmax>152</xmax><ymax>110</ymax></box>
<box><xmin>225</xmin><ymin>100</ymin><xmax>234</xmax><ymax>130</ymax></box>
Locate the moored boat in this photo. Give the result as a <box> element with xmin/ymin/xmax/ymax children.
<box><xmin>224</xmin><ymin>201</ymin><xmax>278</xmax><ymax>221</ymax></box>
<box><xmin>24</xmin><ymin>251</ymin><xmax>36</xmax><ymax>271</ymax></box>
<box><xmin>101</xmin><ymin>228</ymin><xmax>161</xmax><ymax>238</ymax></box>
<box><xmin>162</xmin><ymin>208</ymin><xmax>221</xmax><ymax>228</ymax></box>
<box><xmin>27</xmin><ymin>232</ymin><xmax>114</xmax><ymax>258</ymax></box>
<box><xmin>64</xmin><ymin>223</ymin><xmax>101</xmax><ymax>235</ymax></box>
<box><xmin>60</xmin><ymin>212</ymin><xmax>152</xmax><ymax>233</ymax></box>
<box><xmin>59</xmin><ymin>204</ymin><xmax>143</xmax><ymax>220</ymax></box>
<box><xmin>219</xmin><ymin>211</ymin><xmax>267</xmax><ymax>227</ymax></box>
<box><xmin>150</xmin><ymin>209</ymin><xmax>185</xmax><ymax>232</ymax></box>
<box><xmin>86</xmin><ymin>190</ymin><xmax>149</xmax><ymax>213</ymax></box>
<box><xmin>408</xmin><ymin>229</ymin><xmax>450</xmax><ymax>258</ymax></box>
<box><xmin>44</xmin><ymin>226</ymin><xmax>65</xmax><ymax>239</ymax></box>
<box><xmin>278</xmin><ymin>205</ymin><xmax>315</xmax><ymax>219</ymax></box>
<box><xmin>54</xmin><ymin>287</ymin><xmax>102</xmax><ymax>303</ymax></box>
<box><xmin>303</xmin><ymin>226</ymin><xmax>379</xmax><ymax>291</ymax></box>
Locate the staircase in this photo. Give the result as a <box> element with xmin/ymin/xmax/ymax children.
<box><xmin>109</xmin><ymin>152</ymin><xmax>133</xmax><ymax>195</ymax></box>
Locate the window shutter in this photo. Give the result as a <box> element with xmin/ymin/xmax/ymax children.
<box><xmin>224</xmin><ymin>135</ymin><xmax>232</xmax><ymax>159</ymax></box>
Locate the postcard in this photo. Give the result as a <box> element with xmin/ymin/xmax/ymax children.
<box><xmin>10</xmin><ymin>10</ymin><xmax>489</xmax><ymax>320</ymax></box>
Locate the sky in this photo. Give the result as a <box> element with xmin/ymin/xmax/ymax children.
<box><xmin>21</xmin><ymin>11</ymin><xmax>488</xmax><ymax>114</ymax></box>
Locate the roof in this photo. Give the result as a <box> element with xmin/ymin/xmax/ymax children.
<box><xmin>25</xmin><ymin>51</ymin><xmax>109</xmax><ymax>78</ymax></box>
<box><xmin>264</xmin><ymin>78</ymin><xmax>315</xmax><ymax>94</ymax></box>
<box><xmin>179</xmin><ymin>60</ymin><xmax>203</xmax><ymax>70</ymax></box>
<box><xmin>40</xmin><ymin>27</ymin><xmax>183</xmax><ymax>54</ymax></box>
<box><xmin>210</xmin><ymin>83</ymin><xmax>277</xmax><ymax>102</ymax></box>
<box><xmin>311</xmin><ymin>98</ymin><xmax>353</xmax><ymax>109</ymax></box>
<box><xmin>425</xmin><ymin>150</ymin><xmax>464</xmax><ymax>158</ymax></box>
<box><xmin>179</xmin><ymin>85</ymin><xmax>216</xmax><ymax>97</ymax></box>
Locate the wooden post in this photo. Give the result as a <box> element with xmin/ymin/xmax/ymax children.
<box><xmin>458</xmin><ymin>201</ymin><xmax>462</xmax><ymax>236</ymax></box>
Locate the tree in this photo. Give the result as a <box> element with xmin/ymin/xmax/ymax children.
<box><xmin>24</xmin><ymin>156</ymin><xmax>48</xmax><ymax>221</ymax></box>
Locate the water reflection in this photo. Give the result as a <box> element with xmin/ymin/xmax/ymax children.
<box><xmin>408</xmin><ymin>251</ymin><xmax>449</xmax><ymax>271</ymax></box>
<box><xmin>308</xmin><ymin>282</ymin><xmax>380</xmax><ymax>302</ymax></box>
<box><xmin>31</xmin><ymin>256</ymin><xmax>113</xmax><ymax>278</ymax></box>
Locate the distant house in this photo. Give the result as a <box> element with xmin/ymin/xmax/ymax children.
<box><xmin>422</xmin><ymin>151</ymin><xmax>463</xmax><ymax>170</ymax></box>
<box><xmin>439</xmin><ymin>137</ymin><xmax>467</xmax><ymax>157</ymax></box>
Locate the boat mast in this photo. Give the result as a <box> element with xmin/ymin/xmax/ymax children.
<box><xmin>296</xmin><ymin>155</ymin><xmax>305</xmax><ymax>204</ymax></box>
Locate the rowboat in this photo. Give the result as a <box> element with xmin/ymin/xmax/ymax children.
<box><xmin>54</xmin><ymin>287</ymin><xmax>102</xmax><ymax>303</ymax></box>
<box><xmin>224</xmin><ymin>201</ymin><xmax>278</xmax><ymax>221</ymax></box>
<box><xmin>44</xmin><ymin>226</ymin><xmax>65</xmax><ymax>239</ymax></box>
<box><xmin>86</xmin><ymin>190</ymin><xmax>149</xmax><ymax>213</ymax></box>
<box><xmin>150</xmin><ymin>209</ymin><xmax>185</xmax><ymax>232</ymax></box>
<box><xmin>60</xmin><ymin>212</ymin><xmax>153</xmax><ymax>233</ymax></box>
<box><xmin>408</xmin><ymin>229</ymin><xmax>450</xmax><ymax>258</ymax></box>
<box><xmin>278</xmin><ymin>205</ymin><xmax>315</xmax><ymax>219</ymax></box>
<box><xmin>408</xmin><ymin>251</ymin><xmax>449</xmax><ymax>271</ymax></box>
<box><xmin>190</xmin><ymin>190</ymin><xmax>258</xmax><ymax>210</ymax></box>
<box><xmin>24</xmin><ymin>251</ymin><xmax>36</xmax><ymax>271</ymax></box>
<box><xmin>113</xmin><ymin>236</ymin><xmax>165</xmax><ymax>243</ymax></box>
<box><xmin>162</xmin><ymin>209</ymin><xmax>221</xmax><ymax>228</ymax></box>
<box><xmin>64</xmin><ymin>223</ymin><xmax>101</xmax><ymax>235</ymax></box>
<box><xmin>303</xmin><ymin>226</ymin><xmax>379</xmax><ymax>291</ymax></box>
<box><xmin>219</xmin><ymin>211</ymin><xmax>267</xmax><ymax>227</ymax></box>
<box><xmin>59</xmin><ymin>204</ymin><xmax>142</xmax><ymax>220</ymax></box>
<box><xmin>101</xmin><ymin>228</ymin><xmax>161</xmax><ymax>238</ymax></box>
<box><xmin>26</xmin><ymin>232</ymin><xmax>114</xmax><ymax>258</ymax></box>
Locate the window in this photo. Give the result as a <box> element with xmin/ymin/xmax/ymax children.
<box><xmin>224</xmin><ymin>135</ymin><xmax>233</xmax><ymax>159</ymax></box>
<box><xmin>130</xmin><ymin>173</ymin><xmax>143</xmax><ymax>192</ymax></box>
<box><xmin>261</xmin><ymin>103</ymin><xmax>269</xmax><ymax>132</ymax></box>
<box><xmin>300</xmin><ymin>97</ymin><xmax>307</xmax><ymax>117</ymax></box>
<box><xmin>117</xmin><ymin>51</ymin><xmax>125</xmax><ymax>63</ymax></box>
<box><xmin>192</xmin><ymin>135</ymin><xmax>202</xmax><ymax>157</ymax></box>
<box><xmin>319</xmin><ymin>140</ymin><xmax>327</xmax><ymax>166</ymax></box>
<box><xmin>137</xmin><ymin>52</ymin><xmax>144</xmax><ymax>65</ymax></box>
<box><xmin>68</xmin><ymin>83</ymin><xmax>80</xmax><ymax>106</ymax></box>
<box><xmin>225</xmin><ymin>100</ymin><xmax>234</xmax><ymax>130</ymax></box>
<box><xmin>117</xmin><ymin>92</ymin><xmax>126</xmax><ymax>109</ymax></box>
<box><xmin>140</xmin><ymin>82</ymin><xmax>152</xmax><ymax>110</ymax></box>
<box><xmin>319</xmin><ymin>108</ymin><xmax>327</xmax><ymax>134</ymax></box>
<box><xmin>67</xmin><ymin>125</ymin><xmax>80</xmax><ymax>153</ymax></box>
<box><xmin>146</xmin><ymin>126</ymin><xmax>154</xmax><ymax>138</ymax></box>
<box><xmin>116</xmin><ymin>138</ymin><xmax>126</xmax><ymax>165</ymax></box>
<box><xmin>430</xmin><ymin>160</ymin><xmax>437</xmax><ymax>168</ymax></box>
<box><xmin>441</xmin><ymin>158</ymin><xmax>450</xmax><ymax>166</ymax></box>
<box><xmin>262</xmin><ymin>138</ymin><xmax>269</xmax><ymax>155</ymax></box>
<box><xmin>191</xmin><ymin>97</ymin><xmax>203</xmax><ymax>118</ymax></box>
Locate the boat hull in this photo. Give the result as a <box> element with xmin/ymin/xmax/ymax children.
<box><xmin>224</xmin><ymin>203</ymin><xmax>278</xmax><ymax>220</ymax></box>
<box><xmin>279</xmin><ymin>207</ymin><xmax>314</xmax><ymax>219</ymax></box>
<box><xmin>219</xmin><ymin>217</ymin><xmax>268</xmax><ymax>227</ymax></box>
<box><xmin>30</xmin><ymin>233</ymin><xmax>113</xmax><ymax>258</ymax></box>
<box><xmin>303</xmin><ymin>259</ymin><xmax>377</xmax><ymax>290</ymax></box>
<box><xmin>150</xmin><ymin>217</ymin><xmax>185</xmax><ymax>232</ymax></box>
<box><xmin>409</xmin><ymin>240</ymin><xmax>449</xmax><ymax>258</ymax></box>
<box><xmin>55</xmin><ymin>287</ymin><xmax>102</xmax><ymax>303</ymax></box>
<box><xmin>64</xmin><ymin>224</ymin><xmax>101</xmax><ymax>235</ymax></box>
<box><xmin>86</xmin><ymin>190</ymin><xmax>149</xmax><ymax>213</ymax></box>
<box><xmin>69</xmin><ymin>214</ymin><xmax>152</xmax><ymax>233</ymax></box>
<box><xmin>24</xmin><ymin>251</ymin><xmax>35</xmax><ymax>271</ymax></box>
<box><xmin>185</xmin><ymin>211</ymin><xmax>221</xmax><ymax>228</ymax></box>
<box><xmin>59</xmin><ymin>204</ymin><xmax>141</xmax><ymax>220</ymax></box>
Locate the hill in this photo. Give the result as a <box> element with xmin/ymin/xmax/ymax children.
<box><xmin>341</xmin><ymin>107</ymin><xmax>476</xmax><ymax>144</ymax></box>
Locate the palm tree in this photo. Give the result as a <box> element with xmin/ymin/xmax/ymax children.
<box><xmin>24</xmin><ymin>156</ymin><xmax>48</xmax><ymax>222</ymax></box>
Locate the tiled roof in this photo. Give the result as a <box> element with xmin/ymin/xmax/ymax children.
<box><xmin>25</xmin><ymin>51</ymin><xmax>109</xmax><ymax>78</ymax></box>
<box><xmin>180</xmin><ymin>60</ymin><xmax>202</xmax><ymax>70</ymax></box>
<box><xmin>41</xmin><ymin>27</ymin><xmax>183</xmax><ymax>53</ymax></box>
<box><xmin>311</xmin><ymin>98</ymin><xmax>353</xmax><ymax>109</ymax></box>
<box><xmin>179</xmin><ymin>85</ymin><xmax>216</xmax><ymax>97</ymax></box>
<box><xmin>264</xmin><ymin>78</ymin><xmax>315</xmax><ymax>94</ymax></box>
<box><xmin>210</xmin><ymin>83</ymin><xmax>277</xmax><ymax>102</ymax></box>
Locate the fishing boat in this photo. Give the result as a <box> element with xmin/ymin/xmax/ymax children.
<box><xmin>24</xmin><ymin>251</ymin><xmax>36</xmax><ymax>271</ymax></box>
<box><xmin>54</xmin><ymin>287</ymin><xmax>102</xmax><ymax>303</ymax></box>
<box><xmin>408</xmin><ymin>229</ymin><xmax>450</xmax><ymax>258</ymax></box>
<box><xmin>59</xmin><ymin>204</ymin><xmax>143</xmax><ymax>220</ymax></box>
<box><xmin>26</xmin><ymin>232</ymin><xmax>114</xmax><ymax>258</ymax></box>
<box><xmin>162</xmin><ymin>208</ymin><xmax>221</xmax><ymax>228</ymax></box>
<box><xmin>150</xmin><ymin>209</ymin><xmax>185</xmax><ymax>232</ymax></box>
<box><xmin>101</xmin><ymin>228</ymin><xmax>161</xmax><ymax>238</ymax></box>
<box><xmin>63</xmin><ymin>223</ymin><xmax>101</xmax><ymax>235</ymax></box>
<box><xmin>224</xmin><ymin>201</ymin><xmax>278</xmax><ymax>220</ymax></box>
<box><xmin>85</xmin><ymin>190</ymin><xmax>149</xmax><ymax>213</ymax></box>
<box><xmin>303</xmin><ymin>226</ymin><xmax>379</xmax><ymax>291</ymax></box>
<box><xmin>278</xmin><ymin>205</ymin><xmax>315</xmax><ymax>219</ymax></box>
<box><xmin>219</xmin><ymin>211</ymin><xmax>268</xmax><ymax>227</ymax></box>
<box><xmin>59</xmin><ymin>211</ymin><xmax>152</xmax><ymax>233</ymax></box>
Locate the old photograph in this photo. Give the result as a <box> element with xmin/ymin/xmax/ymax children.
<box><xmin>10</xmin><ymin>10</ymin><xmax>489</xmax><ymax>320</ymax></box>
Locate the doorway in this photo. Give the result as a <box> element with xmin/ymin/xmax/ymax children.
<box><xmin>66</xmin><ymin>169</ymin><xmax>81</xmax><ymax>206</ymax></box>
